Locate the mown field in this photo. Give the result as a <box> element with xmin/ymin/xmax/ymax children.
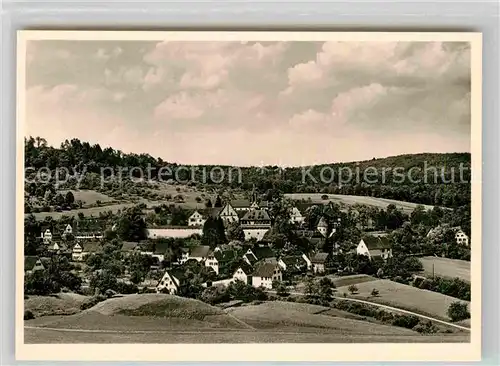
<box><xmin>25</xmin><ymin>294</ymin><xmax>469</xmax><ymax>344</ymax></box>
<box><xmin>419</xmin><ymin>257</ymin><xmax>471</xmax><ymax>283</ymax></box>
<box><xmin>285</xmin><ymin>193</ymin><xmax>436</xmax><ymax>214</ymax></box>
<box><xmin>337</xmin><ymin>279</ymin><xmax>470</xmax><ymax>321</ymax></box>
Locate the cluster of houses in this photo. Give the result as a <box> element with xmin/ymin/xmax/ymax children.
<box><xmin>146</xmin><ymin>195</ymin><xmax>330</xmax><ymax>242</ymax></box>
<box><xmin>155</xmin><ymin>232</ymin><xmax>395</xmax><ymax>294</ymax></box>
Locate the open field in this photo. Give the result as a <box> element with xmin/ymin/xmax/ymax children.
<box><xmin>337</xmin><ymin>279</ymin><xmax>470</xmax><ymax>321</ymax></box>
<box><xmin>26</xmin><ymin>202</ymin><xmax>136</xmax><ymax>219</ymax></box>
<box><xmin>420</xmin><ymin>256</ymin><xmax>471</xmax><ymax>282</ymax></box>
<box><xmin>285</xmin><ymin>193</ymin><xmax>437</xmax><ymax>214</ymax></box>
<box><xmin>24</xmin><ymin>294</ymin><xmax>470</xmax><ymax>343</ymax></box>
<box><xmin>59</xmin><ymin>190</ymin><xmax>114</xmax><ymax>205</ymax></box>
<box><xmin>295</xmin><ymin>274</ymin><xmax>377</xmax><ymax>293</ymax></box>
<box><xmin>24</xmin><ymin>327</ymin><xmax>469</xmax><ymax>344</ymax></box>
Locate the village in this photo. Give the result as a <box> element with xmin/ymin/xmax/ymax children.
<box><xmin>24</xmin><ymin>186</ymin><xmax>471</xmax><ymax>301</ymax></box>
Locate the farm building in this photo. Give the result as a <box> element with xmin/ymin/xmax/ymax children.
<box><xmin>356</xmin><ymin>236</ymin><xmax>393</xmax><ymax>260</ymax></box>
<box><xmin>251</xmin><ymin>262</ymin><xmax>282</xmax><ymax>289</ymax></box>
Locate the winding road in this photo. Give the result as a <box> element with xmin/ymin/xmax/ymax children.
<box><xmin>267</xmin><ymin>290</ymin><xmax>470</xmax><ymax>331</ymax></box>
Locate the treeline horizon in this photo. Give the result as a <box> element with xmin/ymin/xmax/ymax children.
<box><xmin>25</xmin><ymin>136</ymin><xmax>472</xmax><ymax>208</ymax></box>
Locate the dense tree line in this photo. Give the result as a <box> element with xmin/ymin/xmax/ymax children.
<box><xmin>25</xmin><ymin>137</ymin><xmax>471</xmax><ymax>207</ymax></box>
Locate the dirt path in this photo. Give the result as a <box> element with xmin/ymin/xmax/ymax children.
<box><xmin>268</xmin><ymin>291</ymin><xmax>470</xmax><ymax>331</ymax></box>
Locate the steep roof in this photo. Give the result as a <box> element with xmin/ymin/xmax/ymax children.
<box><xmin>234</xmin><ymin>262</ymin><xmax>254</xmax><ymax>276</ymax></box>
<box><xmin>317</xmin><ymin>217</ymin><xmax>328</xmax><ymax>228</ymax></box>
<box><xmin>280</xmin><ymin>255</ymin><xmax>307</xmax><ymax>267</ymax></box>
<box><xmin>252</xmin><ymin>262</ymin><xmax>279</xmax><ymax>277</ymax></box>
<box><xmin>214</xmin><ymin>249</ymin><xmax>238</xmax><ymax>262</ymax></box>
<box><xmin>168</xmin><ymin>268</ymin><xmax>187</xmax><ymax>282</ymax></box>
<box><xmin>190</xmin><ymin>245</ymin><xmax>211</xmax><ymax>258</ymax></box>
<box><xmin>361</xmin><ymin>236</ymin><xmax>391</xmax><ymax>250</ymax></box>
<box><xmin>121</xmin><ymin>242</ymin><xmax>139</xmax><ymax>251</ymax></box>
<box><xmin>241</xmin><ymin>209</ymin><xmax>270</xmax><ymax>221</ymax></box>
<box><xmin>24</xmin><ymin>256</ymin><xmax>40</xmax><ymax>270</ymax></box>
<box><xmin>82</xmin><ymin>242</ymin><xmax>102</xmax><ymax>253</ymax></box>
<box><xmin>252</xmin><ymin>246</ymin><xmax>275</xmax><ymax>260</ymax></box>
<box><xmin>311</xmin><ymin>252</ymin><xmax>329</xmax><ymax>263</ymax></box>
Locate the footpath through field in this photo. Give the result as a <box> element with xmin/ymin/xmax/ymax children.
<box><xmin>267</xmin><ymin>290</ymin><xmax>471</xmax><ymax>332</ymax></box>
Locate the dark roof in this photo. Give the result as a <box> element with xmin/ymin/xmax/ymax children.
<box><xmin>153</xmin><ymin>241</ymin><xmax>171</xmax><ymax>254</ymax></box>
<box><xmin>252</xmin><ymin>246</ymin><xmax>275</xmax><ymax>260</ymax></box>
<box><xmin>24</xmin><ymin>256</ymin><xmax>40</xmax><ymax>270</ymax></box>
<box><xmin>280</xmin><ymin>255</ymin><xmax>306</xmax><ymax>267</ymax></box>
<box><xmin>190</xmin><ymin>245</ymin><xmax>211</xmax><ymax>258</ymax></box>
<box><xmin>214</xmin><ymin>249</ymin><xmax>238</xmax><ymax>262</ymax></box>
<box><xmin>121</xmin><ymin>242</ymin><xmax>139</xmax><ymax>251</ymax></box>
<box><xmin>252</xmin><ymin>262</ymin><xmax>279</xmax><ymax>277</ymax></box>
<box><xmin>362</xmin><ymin>236</ymin><xmax>391</xmax><ymax>250</ymax></box>
<box><xmin>241</xmin><ymin>209</ymin><xmax>270</xmax><ymax>221</ymax></box>
<box><xmin>82</xmin><ymin>242</ymin><xmax>102</xmax><ymax>253</ymax></box>
<box><xmin>168</xmin><ymin>268</ymin><xmax>187</xmax><ymax>282</ymax></box>
<box><xmin>234</xmin><ymin>262</ymin><xmax>254</xmax><ymax>276</ymax></box>
<box><xmin>311</xmin><ymin>252</ymin><xmax>329</xmax><ymax>263</ymax></box>
<box><xmin>199</xmin><ymin>207</ymin><xmax>223</xmax><ymax>219</ymax></box>
<box><xmin>244</xmin><ymin>253</ymin><xmax>258</xmax><ymax>265</ymax></box>
<box><xmin>317</xmin><ymin>217</ymin><xmax>328</xmax><ymax>228</ymax></box>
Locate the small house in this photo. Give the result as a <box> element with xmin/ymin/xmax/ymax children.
<box><xmin>311</xmin><ymin>252</ymin><xmax>329</xmax><ymax>274</ymax></box>
<box><xmin>156</xmin><ymin>269</ymin><xmax>186</xmax><ymax>294</ymax></box>
<box><xmin>356</xmin><ymin>236</ymin><xmax>393</xmax><ymax>260</ymax></box>
<box><xmin>251</xmin><ymin>262</ymin><xmax>282</xmax><ymax>289</ymax></box>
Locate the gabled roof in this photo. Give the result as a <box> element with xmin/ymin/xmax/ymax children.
<box><xmin>190</xmin><ymin>245</ymin><xmax>211</xmax><ymax>258</ymax></box>
<box><xmin>241</xmin><ymin>209</ymin><xmax>270</xmax><ymax>221</ymax></box>
<box><xmin>311</xmin><ymin>252</ymin><xmax>329</xmax><ymax>263</ymax></box>
<box><xmin>24</xmin><ymin>256</ymin><xmax>40</xmax><ymax>270</ymax></box>
<box><xmin>252</xmin><ymin>246</ymin><xmax>275</xmax><ymax>260</ymax></box>
<box><xmin>167</xmin><ymin>268</ymin><xmax>187</xmax><ymax>283</ymax></box>
<box><xmin>121</xmin><ymin>242</ymin><xmax>139</xmax><ymax>251</ymax></box>
<box><xmin>244</xmin><ymin>253</ymin><xmax>258</xmax><ymax>265</ymax></box>
<box><xmin>252</xmin><ymin>262</ymin><xmax>279</xmax><ymax>277</ymax></box>
<box><xmin>214</xmin><ymin>249</ymin><xmax>238</xmax><ymax>262</ymax></box>
<box><xmin>361</xmin><ymin>236</ymin><xmax>391</xmax><ymax>250</ymax></box>
<box><xmin>317</xmin><ymin>217</ymin><xmax>328</xmax><ymax>228</ymax></box>
<box><xmin>82</xmin><ymin>242</ymin><xmax>102</xmax><ymax>253</ymax></box>
<box><xmin>280</xmin><ymin>255</ymin><xmax>307</xmax><ymax>267</ymax></box>
<box><xmin>234</xmin><ymin>262</ymin><xmax>254</xmax><ymax>276</ymax></box>
<box><xmin>153</xmin><ymin>241</ymin><xmax>171</xmax><ymax>254</ymax></box>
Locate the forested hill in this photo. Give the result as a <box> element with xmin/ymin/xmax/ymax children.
<box><xmin>24</xmin><ymin>137</ymin><xmax>471</xmax><ymax>208</ymax></box>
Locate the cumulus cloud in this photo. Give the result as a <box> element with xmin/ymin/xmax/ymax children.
<box><xmin>25</xmin><ymin>40</ymin><xmax>471</xmax><ymax>165</ymax></box>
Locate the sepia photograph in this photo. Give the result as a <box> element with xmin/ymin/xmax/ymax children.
<box><xmin>16</xmin><ymin>31</ymin><xmax>482</xmax><ymax>361</ymax></box>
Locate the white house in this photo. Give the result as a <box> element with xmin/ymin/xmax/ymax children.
<box><xmin>188</xmin><ymin>210</ymin><xmax>206</xmax><ymax>227</ymax></box>
<box><xmin>455</xmin><ymin>229</ymin><xmax>469</xmax><ymax>246</ymax></box>
<box><xmin>301</xmin><ymin>253</ymin><xmax>312</xmax><ymax>271</ymax></box>
<box><xmin>63</xmin><ymin>224</ymin><xmax>73</xmax><ymax>235</ymax></box>
<box><xmin>219</xmin><ymin>203</ymin><xmax>240</xmax><ymax>225</ymax></box>
<box><xmin>251</xmin><ymin>262</ymin><xmax>282</xmax><ymax>289</ymax></box>
<box><xmin>156</xmin><ymin>269</ymin><xmax>186</xmax><ymax>294</ymax></box>
<box><xmin>278</xmin><ymin>255</ymin><xmax>308</xmax><ymax>274</ymax></box>
<box><xmin>188</xmin><ymin>245</ymin><xmax>212</xmax><ymax>262</ymax></box>
<box><xmin>146</xmin><ymin>226</ymin><xmax>203</xmax><ymax>239</ymax></box>
<box><xmin>289</xmin><ymin>207</ymin><xmax>305</xmax><ymax>225</ymax></box>
<box><xmin>310</xmin><ymin>252</ymin><xmax>329</xmax><ymax>274</ymax></box>
<box><xmin>25</xmin><ymin>256</ymin><xmax>46</xmax><ymax>274</ymax></box>
<box><xmin>41</xmin><ymin>229</ymin><xmax>53</xmax><ymax>244</ymax></box>
<box><xmin>205</xmin><ymin>252</ymin><xmax>219</xmax><ymax>275</ymax></box>
<box><xmin>356</xmin><ymin>236</ymin><xmax>393</xmax><ymax>260</ymax></box>
<box><xmin>232</xmin><ymin>263</ymin><xmax>254</xmax><ymax>284</ymax></box>
<box><xmin>240</xmin><ymin>209</ymin><xmax>272</xmax><ymax>241</ymax></box>
<box><xmin>72</xmin><ymin>243</ymin><xmax>83</xmax><ymax>261</ymax></box>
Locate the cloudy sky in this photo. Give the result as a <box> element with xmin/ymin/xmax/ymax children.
<box><xmin>25</xmin><ymin>40</ymin><xmax>471</xmax><ymax>166</ymax></box>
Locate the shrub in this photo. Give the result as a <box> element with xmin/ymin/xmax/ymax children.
<box><xmin>447</xmin><ymin>301</ymin><xmax>470</xmax><ymax>321</ymax></box>
<box><xmin>24</xmin><ymin>310</ymin><xmax>35</xmax><ymax>320</ymax></box>
<box><xmin>321</xmin><ymin>194</ymin><xmax>329</xmax><ymax>200</ymax></box>
<box><xmin>116</xmin><ymin>282</ymin><xmax>139</xmax><ymax>295</ymax></box>
<box><xmin>370</xmin><ymin>288</ymin><xmax>379</xmax><ymax>297</ymax></box>
<box><xmin>392</xmin><ymin>315</ymin><xmax>420</xmax><ymax>329</ymax></box>
<box><xmin>413</xmin><ymin>320</ymin><xmax>438</xmax><ymax>334</ymax></box>
<box><xmin>80</xmin><ymin>294</ymin><xmax>107</xmax><ymax>310</ymax></box>
<box><xmin>347</xmin><ymin>284</ymin><xmax>358</xmax><ymax>294</ymax></box>
<box><xmin>375</xmin><ymin>310</ymin><xmax>394</xmax><ymax>323</ymax></box>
